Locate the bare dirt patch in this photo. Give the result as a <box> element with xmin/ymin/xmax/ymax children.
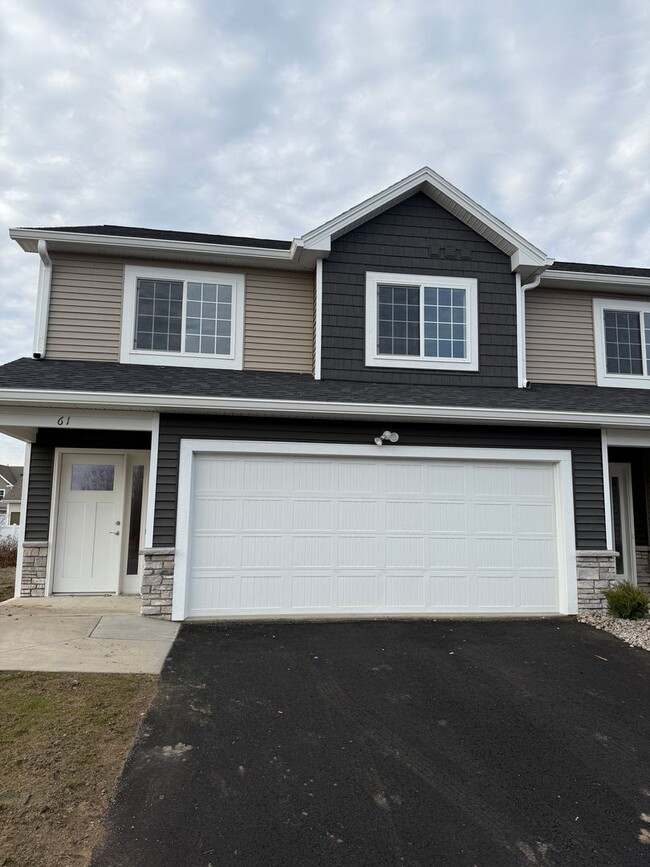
<box><xmin>0</xmin><ymin>567</ymin><xmax>15</xmax><ymax>602</ymax></box>
<box><xmin>0</xmin><ymin>671</ymin><xmax>157</xmax><ymax>866</ymax></box>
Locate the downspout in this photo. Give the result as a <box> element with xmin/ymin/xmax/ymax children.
<box><xmin>314</xmin><ymin>258</ymin><xmax>323</xmax><ymax>380</ymax></box>
<box><xmin>33</xmin><ymin>240</ymin><xmax>52</xmax><ymax>359</ymax></box>
<box><xmin>517</xmin><ymin>267</ymin><xmax>549</xmax><ymax>388</ymax></box>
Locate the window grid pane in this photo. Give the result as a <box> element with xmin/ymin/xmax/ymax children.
<box><xmin>184</xmin><ymin>282</ymin><xmax>232</xmax><ymax>355</ymax></box>
<box><xmin>644</xmin><ymin>313</ymin><xmax>650</xmax><ymax>376</ymax></box>
<box><xmin>134</xmin><ymin>279</ymin><xmax>183</xmax><ymax>351</ymax></box>
<box><xmin>377</xmin><ymin>284</ymin><xmax>420</xmax><ymax>356</ymax></box>
<box><xmin>423</xmin><ymin>286</ymin><xmax>466</xmax><ymax>359</ymax></box>
<box><xmin>604</xmin><ymin>310</ymin><xmax>643</xmax><ymax>375</ymax></box>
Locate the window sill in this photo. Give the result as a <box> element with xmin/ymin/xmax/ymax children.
<box><xmin>365</xmin><ymin>355</ymin><xmax>479</xmax><ymax>372</ymax></box>
<box><xmin>596</xmin><ymin>373</ymin><xmax>650</xmax><ymax>390</ymax></box>
<box><xmin>123</xmin><ymin>350</ymin><xmax>243</xmax><ymax>370</ymax></box>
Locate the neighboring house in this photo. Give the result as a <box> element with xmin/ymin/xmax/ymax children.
<box><xmin>0</xmin><ymin>465</ymin><xmax>23</xmax><ymax>526</ymax></box>
<box><xmin>2</xmin><ymin>166</ymin><xmax>650</xmax><ymax>620</ymax></box>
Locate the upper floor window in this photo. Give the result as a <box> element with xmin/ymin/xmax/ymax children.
<box><xmin>594</xmin><ymin>298</ymin><xmax>650</xmax><ymax>388</ymax></box>
<box><xmin>121</xmin><ymin>265</ymin><xmax>244</xmax><ymax>369</ymax></box>
<box><xmin>365</xmin><ymin>272</ymin><xmax>478</xmax><ymax>370</ymax></box>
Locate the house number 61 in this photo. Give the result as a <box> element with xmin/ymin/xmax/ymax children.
<box><xmin>57</xmin><ymin>416</ymin><xmax>71</xmax><ymax>426</ymax></box>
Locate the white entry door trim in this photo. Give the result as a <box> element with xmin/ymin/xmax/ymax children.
<box><xmin>52</xmin><ymin>452</ymin><xmax>126</xmax><ymax>594</ymax></box>
<box><xmin>172</xmin><ymin>440</ymin><xmax>577</xmax><ymax>621</ymax></box>
<box><xmin>47</xmin><ymin>448</ymin><xmax>150</xmax><ymax>596</ymax></box>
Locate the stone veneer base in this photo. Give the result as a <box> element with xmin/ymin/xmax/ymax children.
<box><xmin>140</xmin><ymin>548</ymin><xmax>175</xmax><ymax>620</ymax></box>
<box><xmin>20</xmin><ymin>541</ymin><xmax>48</xmax><ymax>597</ymax></box>
<box><xmin>576</xmin><ymin>550</ymin><xmax>618</xmax><ymax>610</ymax></box>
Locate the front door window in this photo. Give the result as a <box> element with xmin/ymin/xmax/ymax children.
<box><xmin>609</xmin><ymin>463</ymin><xmax>636</xmax><ymax>584</ymax></box>
<box><xmin>126</xmin><ymin>465</ymin><xmax>145</xmax><ymax>576</ymax></box>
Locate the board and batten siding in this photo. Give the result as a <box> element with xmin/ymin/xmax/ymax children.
<box><xmin>46</xmin><ymin>255</ymin><xmax>124</xmax><ymax>362</ymax></box>
<box><xmin>44</xmin><ymin>255</ymin><xmax>314</xmax><ymax>373</ymax></box>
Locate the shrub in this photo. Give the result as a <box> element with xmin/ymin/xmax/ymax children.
<box><xmin>0</xmin><ymin>536</ymin><xmax>18</xmax><ymax>568</ymax></box>
<box><xmin>603</xmin><ymin>581</ymin><xmax>649</xmax><ymax>620</ymax></box>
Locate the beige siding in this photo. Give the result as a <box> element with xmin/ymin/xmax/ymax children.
<box><xmin>243</xmin><ymin>269</ymin><xmax>314</xmax><ymax>373</ymax></box>
<box><xmin>46</xmin><ymin>255</ymin><xmax>124</xmax><ymax>361</ymax></box>
<box><xmin>525</xmin><ymin>289</ymin><xmax>597</xmax><ymax>385</ymax></box>
<box><xmin>45</xmin><ymin>254</ymin><xmax>315</xmax><ymax>372</ymax></box>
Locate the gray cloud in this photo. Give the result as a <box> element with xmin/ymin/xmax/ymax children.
<box><xmin>1</xmin><ymin>0</ymin><xmax>649</xmax><ymax>462</ymax></box>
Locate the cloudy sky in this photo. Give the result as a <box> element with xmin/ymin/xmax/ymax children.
<box><xmin>1</xmin><ymin>0</ymin><xmax>650</xmax><ymax>463</ymax></box>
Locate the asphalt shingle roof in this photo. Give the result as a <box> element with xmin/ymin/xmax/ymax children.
<box><xmin>549</xmin><ymin>261</ymin><xmax>650</xmax><ymax>278</ymax></box>
<box><xmin>0</xmin><ymin>357</ymin><xmax>649</xmax><ymax>417</ymax></box>
<box><xmin>21</xmin><ymin>224</ymin><xmax>293</xmax><ymax>251</ymax></box>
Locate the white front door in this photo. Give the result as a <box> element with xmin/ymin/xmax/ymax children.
<box><xmin>53</xmin><ymin>454</ymin><xmax>126</xmax><ymax>593</ymax></box>
<box><xmin>609</xmin><ymin>462</ymin><xmax>636</xmax><ymax>584</ymax></box>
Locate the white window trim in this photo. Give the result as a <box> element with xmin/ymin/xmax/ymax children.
<box><xmin>365</xmin><ymin>271</ymin><xmax>479</xmax><ymax>371</ymax></box>
<box><xmin>594</xmin><ymin>297</ymin><xmax>650</xmax><ymax>389</ymax></box>
<box><xmin>120</xmin><ymin>264</ymin><xmax>245</xmax><ymax>370</ymax></box>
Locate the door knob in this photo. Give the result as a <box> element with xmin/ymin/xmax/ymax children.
<box><xmin>109</xmin><ymin>530</ymin><xmax>120</xmax><ymax>536</ymax></box>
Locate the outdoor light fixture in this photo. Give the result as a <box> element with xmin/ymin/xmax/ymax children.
<box><xmin>374</xmin><ymin>430</ymin><xmax>400</xmax><ymax>446</ymax></box>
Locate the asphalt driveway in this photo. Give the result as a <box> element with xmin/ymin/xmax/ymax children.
<box><xmin>92</xmin><ymin>620</ymin><xmax>650</xmax><ymax>867</ymax></box>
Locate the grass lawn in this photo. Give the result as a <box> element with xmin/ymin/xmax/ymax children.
<box><xmin>0</xmin><ymin>671</ymin><xmax>157</xmax><ymax>867</ymax></box>
<box><xmin>0</xmin><ymin>566</ymin><xmax>15</xmax><ymax>602</ymax></box>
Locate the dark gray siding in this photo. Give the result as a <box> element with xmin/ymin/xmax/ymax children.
<box><xmin>321</xmin><ymin>192</ymin><xmax>517</xmax><ymax>386</ymax></box>
<box><xmin>24</xmin><ymin>444</ymin><xmax>55</xmax><ymax>541</ymax></box>
<box><xmin>24</xmin><ymin>430</ymin><xmax>151</xmax><ymax>542</ymax></box>
<box><xmin>154</xmin><ymin>415</ymin><xmax>606</xmax><ymax>551</ymax></box>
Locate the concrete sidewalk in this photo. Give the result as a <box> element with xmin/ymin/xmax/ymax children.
<box><xmin>0</xmin><ymin>596</ymin><xmax>178</xmax><ymax>673</ymax></box>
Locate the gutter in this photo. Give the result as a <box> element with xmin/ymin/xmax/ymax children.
<box><xmin>0</xmin><ymin>387</ymin><xmax>649</xmax><ymax>429</ymax></box>
<box><xmin>9</xmin><ymin>228</ymin><xmax>321</xmax><ymax>269</ymax></box>
<box><xmin>33</xmin><ymin>241</ymin><xmax>52</xmax><ymax>358</ymax></box>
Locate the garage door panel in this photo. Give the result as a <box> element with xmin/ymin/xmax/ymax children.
<box><xmin>240</xmin><ymin>536</ymin><xmax>284</xmax><ymax>568</ymax></box>
<box><xmin>427</xmin><ymin>537</ymin><xmax>468</xmax><ymax>569</ymax></box>
<box><xmin>292</xmin><ymin>500</ymin><xmax>334</xmax><ymax>531</ymax></box>
<box><xmin>515</xmin><ymin>538</ymin><xmax>557</xmax><ymax>569</ymax></box>
<box><xmin>193</xmin><ymin>498</ymin><xmax>240</xmax><ymax>531</ymax></box>
<box><xmin>293</xmin><ymin>461</ymin><xmax>335</xmax><ymax>492</ymax></box>
<box><xmin>192</xmin><ymin>534</ymin><xmax>241</xmax><ymax>569</ymax></box>
<box><xmin>337</xmin><ymin>536</ymin><xmax>381</xmax><ymax>568</ymax></box>
<box><xmin>474</xmin><ymin>465</ymin><xmax>512</xmax><ymax>496</ymax></box>
<box><xmin>336</xmin><ymin>575</ymin><xmax>379</xmax><ymax>608</ymax></box>
<box><xmin>336</xmin><ymin>500</ymin><xmax>379</xmax><ymax>532</ymax></box>
<box><xmin>386</xmin><ymin>575</ymin><xmax>425</xmax><ymax>607</ymax></box>
<box><xmin>514</xmin><ymin>503</ymin><xmax>556</xmax><ymax>534</ymax></box>
<box><xmin>517</xmin><ymin>576</ymin><xmax>558</xmax><ymax>608</ymax></box>
<box><xmin>184</xmin><ymin>453</ymin><xmax>565</xmax><ymax>617</ymax></box>
<box><xmin>513</xmin><ymin>466</ymin><xmax>555</xmax><ymax>497</ymax></box>
<box><xmin>473</xmin><ymin>575</ymin><xmax>517</xmax><ymax>608</ymax></box>
<box><xmin>290</xmin><ymin>575</ymin><xmax>334</xmax><ymax>608</ymax></box>
<box><xmin>195</xmin><ymin>457</ymin><xmax>240</xmax><ymax>493</ymax></box>
<box><xmin>335</xmin><ymin>463</ymin><xmax>377</xmax><ymax>493</ymax></box>
<box><xmin>385</xmin><ymin>536</ymin><xmax>425</xmax><ymax>569</ymax></box>
<box><xmin>474</xmin><ymin>502</ymin><xmax>513</xmax><ymax>534</ymax></box>
<box><xmin>291</xmin><ymin>536</ymin><xmax>333</xmax><ymax>568</ymax></box>
<box><xmin>427</xmin><ymin>574</ymin><xmax>470</xmax><ymax>608</ymax></box>
<box><xmin>424</xmin><ymin>463</ymin><xmax>468</xmax><ymax>495</ymax></box>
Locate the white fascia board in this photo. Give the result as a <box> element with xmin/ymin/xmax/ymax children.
<box><xmin>540</xmin><ymin>270</ymin><xmax>650</xmax><ymax>292</ymax></box>
<box><xmin>9</xmin><ymin>228</ymin><xmax>312</xmax><ymax>268</ymax></box>
<box><xmin>0</xmin><ymin>388</ymin><xmax>650</xmax><ymax>429</ymax></box>
<box><xmin>300</xmin><ymin>167</ymin><xmax>550</xmax><ymax>271</ymax></box>
<box><xmin>0</xmin><ymin>406</ymin><xmax>155</xmax><ymax>431</ymax></box>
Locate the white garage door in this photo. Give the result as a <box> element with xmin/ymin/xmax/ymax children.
<box><xmin>181</xmin><ymin>451</ymin><xmax>564</xmax><ymax>618</ymax></box>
